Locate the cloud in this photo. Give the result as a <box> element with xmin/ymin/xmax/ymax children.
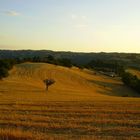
<box><xmin>4</xmin><ymin>10</ymin><xmax>21</xmax><ymax>16</ymax></box>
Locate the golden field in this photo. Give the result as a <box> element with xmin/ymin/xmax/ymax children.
<box><xmin>0</xmin><ymin>63</ymin><xmax>140</xmax><ymax>140</ymax></box>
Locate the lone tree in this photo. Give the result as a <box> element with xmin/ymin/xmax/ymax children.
<box><xmin>43</xmin><ymin>79</ymin><xmax>55</xmax><ymax>91</ymax></box>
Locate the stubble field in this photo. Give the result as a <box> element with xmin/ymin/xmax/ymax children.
<box><xmin>0</xmin><ymin>63</ymin><xmax>140</xmax><ymax>140</ymax></box>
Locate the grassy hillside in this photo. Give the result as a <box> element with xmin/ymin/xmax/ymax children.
<box><xmin>0</xmin><ymin>63</ymin><xmax>140</xmax><ymax>139</ymax></box>
<box><xmin>127</xmin><ymin>68</ymin><xmax>140</xmax><ymax>78</ymax></box>
<box><xmin>0</xmin><ymin>62</ymin><xmax>139</xmax><ymax>101</ymax></box>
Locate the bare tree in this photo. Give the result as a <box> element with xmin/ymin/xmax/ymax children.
<box><xmin>43</xmin><ymin>79</ymin><xmax>55</xmax><ymax>91</ymax></box>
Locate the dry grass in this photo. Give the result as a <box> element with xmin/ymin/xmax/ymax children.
<box><xmin>0</xmin><ymin>101</ymin><xmax>140</xmax><ymax>139</ymax></box>
<box><xmin>127</xmin><ymin>68</ymin><xmax>140</xmax><ymax>78</ymax></box>
<box><xmin>0</xmin><ymin>128</ymin><xmax>40</xmax><ymax>140</ymax></box>
<box><xmin>0</xmin><ymin>63</ymin><xmax>140</xmax><ymax>139</ymax></box>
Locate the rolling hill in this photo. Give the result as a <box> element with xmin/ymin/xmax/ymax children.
<box><xmin>0</xmin><ymin>62</ymin><xmax>140</xmax><ymax>139</ymax></box>
<box><xmin>0</xmin><ymin>62</ymin><xmax>139</xmax><ymax>102</ymax></box>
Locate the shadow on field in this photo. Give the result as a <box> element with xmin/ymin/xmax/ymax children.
<box><xmin>88</xmin><ymin>79</ymin><xmax>140</xmax><ymax>97</ymax></box>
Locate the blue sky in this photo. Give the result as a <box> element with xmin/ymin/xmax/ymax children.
<box><xmin>0</xmin><ymin>0</ymin><xmax>140</xmax><ymax>52</ymax></box>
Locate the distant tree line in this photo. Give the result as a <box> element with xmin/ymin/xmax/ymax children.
<box><xmin>1</xmin><ymin>50</ymin><xmax>140</xmax><ymax>70</ymax></box>
<box><xmin>15</xmin><ymin>55</ymin><xmax>73</xmax><ymax>68</ymax></box>
<box><xmin>0</xmin><ymin>55</ymin><xmax>73</xmax><ymax>80</ymax></box>
<box><xmin>0</xmin><ymin>55</ymin><xmax>74</xmax><ymax>80</ymax></box>
<box><xmin>85</xmin><ymin>59</ymin><xmax>124</xmax><ymax>75</ymax></box>
<box><xmin>21</xmin><ymin>56</ymin><xmax>127</xmax><ymax>74</ymax></box>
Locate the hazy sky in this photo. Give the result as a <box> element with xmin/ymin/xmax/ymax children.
<box><xmin>0</xmin><ymin>0</ymin><xmax>140</xmax><ymax>52</ymax></box>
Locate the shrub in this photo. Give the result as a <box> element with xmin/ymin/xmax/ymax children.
<box><xmin>121</xmin><ymin>71</ymin><xmax>140</xmax><ymax>93</ymax></box>
<box><xmin>0</xmin><ymin>67</ymin><xmax>9</xmax><ymax>80</ymax></box>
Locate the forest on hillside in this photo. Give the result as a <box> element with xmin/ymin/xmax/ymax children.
<box><xmin>0</xmin><ymin>50</ymin><xmax>140</xmax><ymax>70</ymax></box>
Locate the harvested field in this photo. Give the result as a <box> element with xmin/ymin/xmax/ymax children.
<box><xmin>0</xmin><ymin>63</ymin><xmax>140</xmax><ymax>139</ymax></box>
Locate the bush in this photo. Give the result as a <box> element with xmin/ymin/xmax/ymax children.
<box><xmin>0</xmin><ymin>67</ymin><xmax>9</xmax><ymax>80</ymax></box>
<box><xmin>0</xmin><ymin>59</ymin><xmax>16</xmax><ymax>80</ymax></box>
<box><xmin>121</xmin><ymin>71</ymin><xmax>140</xmax><ymax>93</ymax></box>
<box><xmin>0</xmin><ymin>60</ymin><xmax>13</xmax><ymax>70</ymax></box>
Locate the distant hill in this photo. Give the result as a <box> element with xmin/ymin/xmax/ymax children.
<box><xmin>0</xmin><ymin>50</ymin><xmax>140</xmax><ymax>69</ymax></box>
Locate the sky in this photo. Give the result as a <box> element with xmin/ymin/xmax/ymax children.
<box><xmin>0</xmin><ymin>0</ymin><xmax>140</xmax><ymax>53</ymax></box>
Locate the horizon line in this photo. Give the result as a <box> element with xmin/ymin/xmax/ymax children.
<box><xmin>0</xmin><ymin>49</ymin><xmax>139</xmax><ymax>54</ymax></box>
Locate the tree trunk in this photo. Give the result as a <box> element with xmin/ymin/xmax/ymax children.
<box><xmin>46</xmin><ymin>85</ymin><xmax>48</xmax><ymax>91</ymax></box>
